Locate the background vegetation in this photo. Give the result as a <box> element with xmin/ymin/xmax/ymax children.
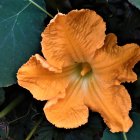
<box><xmin>0</xmin><ymin>0</ymin><xmax>140</xmax><ymax>139</ymax></box>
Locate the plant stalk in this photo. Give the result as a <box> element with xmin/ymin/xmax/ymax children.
<box><xmin>122</xmin><ymin>132</ymin><xmax>128</xmax><ymax>140</ymax></box>
<box><xmin>29</xmin><ymin>0</ymin><xmax>53</xmax><ymax>18</ymax></box>
<box><xmin>25</xmin><ymin>117</ymin><xmax>43</xmax><ymax>140</ymax></box>
<box><xmin>0</xmin><ymin>95</ymin><xmax>24</xmax><ymax>118</ymax></box>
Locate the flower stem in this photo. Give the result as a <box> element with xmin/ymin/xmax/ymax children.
<box><xmin>0</xmin><ymin>95</ymin><xmax>24</xmax><ymax>118</ymax></box>
<box><xmin>25</xmin><ymin>117</ymin><xmax>43</xmax><ymax>140</ymax></box>
<box><xmin>28</xmin><ymin>0</ymin><xmax>53</xmax><ymax>18</ymax></box>
<box><xmin>122</xmin><ymin>132</ymin><xmax>128</xmax><ymax>140</ymax></box>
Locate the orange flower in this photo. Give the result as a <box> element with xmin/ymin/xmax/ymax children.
<box><xmin>17</xmin><ymin>9</ymin><xmax>140</xmax><ymax>132</ymax></box>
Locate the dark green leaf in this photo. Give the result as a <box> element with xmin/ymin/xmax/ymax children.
<box><xmin>9</xmin><ymin>107</ymin><xmax>35</xmax><ymax>140</ymax></box>
<box><xmin>102</xmin><ymin>112</ymin><xmax>140</xmax><ymax>140</ymax></box>
<box><xmin>35</xmin><ymin>113</ymin><xmax>102</xmax><ymax>140</ymax></box>
<box><xmin>35</xmin><ymin>122</ymin><xmax>54</xmax><ymax>140</ymax></box>
<box><xmin>65</xmin><ymin>113</ymin><xmax>102</xmax><ymax>140</ymax></box>
<box><xmin>0</xmin><ymin>0</ymin><xmax>46</xmax><ymax>87</ymax></box>
<box><xmin>128</xmin><ymin>0</ymin><xmax>140</xmax><ymax>10</ymax></box>
<box><xmin>0</xmin><ymin>88</ymin><xmax>5</xmax><ymax>105</ymax></box>
<box><xmin>0</xmin><ymin>120</ymin><xmax>9</xmax><ymax>139</ymax></box>
<box><xmin>0</xmin><ymin>128</ymin><xmax>6</xmax><ymax>139</ymax></box>
<box><xmin>132</xmin><ymin>75</ymin><xmax>140</xmax><ymax>98</ymax></box>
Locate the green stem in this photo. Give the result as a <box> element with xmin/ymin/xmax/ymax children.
<box><xmin>0</xmin><ymin>95</ymin><xmax>24</xmax><ymax>118</ymax></box>
<box><xmin>25</xmin><ymin>117</ymin><xmax>43</xmax><ymax>140</ymax></box>
<box><xmin>28</xmin><ymin>0</ymin><xmax>53</xmax><ymax>18</ymax></box>
<box><xmin>122</xmin><ymin>132</ymin><xmax>128</xmax><ymax>140</ymax></box>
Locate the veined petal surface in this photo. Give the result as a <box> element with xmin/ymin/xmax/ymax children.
<box><xmin>92</xmin><ymin>33</ymin><xmax>140</xmax><ymax>84</ymax></box>
<box><xmin>44</xmin><ymin>76</ymin><xmax>88</xmax><ymax>128</ymax></box>
<box><xmin>84</xmin><ymin>76</ymin><xmax>132</xmax><ymax>132</ymax></box>
<box><xmin>84</xmin><ymin>33</ymin><xmax>140</xmax><ymax>132</ymax></box>
<box><xmin>17</xmin><ymin>54</ymin><xmax>77</xmax><ymax>101</ymax></box>
<box><xmin>41</xmin><ymin>9</ymin><xmax>106</xmax><ymax>69</ymax></box>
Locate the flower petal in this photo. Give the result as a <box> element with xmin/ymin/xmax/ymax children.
<box><xmin>41</xmin><ymin>9</ymin><xmax>106</xmax><ymax>69</ymax></box>
<box><xmin>17</xmin><ymin>54</ymin><xmax>76</xmax><ymax>101</ymax></box>
<box><xmin>84</xmin><ymin>33</ymin><xmax>140</xmax><ymax>132</ymax></box>
<box><xmin>84</xmin><ymin>77</ymin><xmax>132</xmax><ymax>132</ymax></box>
<box><xmin>92</xmin><ymin>33</ymin><xmax>140</xmax><ymax>84</ymax></box>
<box><xmin>44</xmin><ymin>77</ymin><xmax>88</xmax><ymax>128</ymax></box>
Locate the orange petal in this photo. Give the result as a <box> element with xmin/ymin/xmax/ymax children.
<box><xmin>17</xmin><ymin>54</ymin><xmax>76</xmax><ymax>101</ymax></box>
<box><xmin>84</xmin><ymin>77</ymin><xmax>132</xmax><ymax>132</ymax></box>
<box><xmin>44</xmin><ymin>77</ymin><xmax>88</xmax><ymax>128</ymax></box>
<box><xmin>84</xmin><ymin>33</ymin><xmax>140</xmax><ymax>132</ymax></box>
<box><xmin>41</xmin><ymin>9</ymin><xmax>106</xmax><ymax>69</ymax></box>
<box><xmin>92</xmin><ymin>33</ymin><xmax>140</xmax><ymax>84</ymax></box>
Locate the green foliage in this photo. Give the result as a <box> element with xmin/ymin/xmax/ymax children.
<box><xmin>64</xmin><ymin>114</ymin><xmax>102</xmax><ymax>140</ymax></box>
<box><xmin>35</xmin><ymin>122</ymin><xmax>54</xmax><ymax>140</ymax></box>
<box><xmin>0</xmin><ymin>120</ymin><xmax>9</xmax><ymax>139</ymax></box>
<box><xmin>35</xmin><ymin>113</ymin><xmax>102</xmax><ymax>140</ymax></box>
<box><xmin>133</xmin><ymin>75</ymin><xmax>140</xmax><ymax>98</ymax></box>
<box><xmin>128</xmin><ymin>0</ymin><xmax>140</xmax><ymax>10</ymax></box>
<box><xmin>0</xmin><ymin>0</ymin><xmax>46</xmax><ymax>87</ymax></box>
<box><xmin>0</xmin><ymin>88</ymin><xmax>5</xmax><ymax>105</ymax></box>
<box><xmin>102</xmin><ymin>112</ymin><xmax>140</xmax><ymax>140</ymax></box>
<box><xmin>8</xmin><ymin>102</ymin><xmax>38</xmax><ymax>140</ymax></box>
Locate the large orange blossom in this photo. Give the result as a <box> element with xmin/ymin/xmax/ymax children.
<box><xmin>17</xmin><ymin>9</ymin><xmax>140</xmax><ymax>132</ymax></box>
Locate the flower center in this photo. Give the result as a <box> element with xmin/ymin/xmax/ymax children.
<box><xmin>80</xmin><ymin>63</ymin><xmax>92</xmax><ymax>76</ymax></box>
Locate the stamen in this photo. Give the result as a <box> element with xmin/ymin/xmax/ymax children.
<box><xmin>80</xmin><ymin>63</ymin><xmax>91</xmax><ymax>76</ymax></box>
